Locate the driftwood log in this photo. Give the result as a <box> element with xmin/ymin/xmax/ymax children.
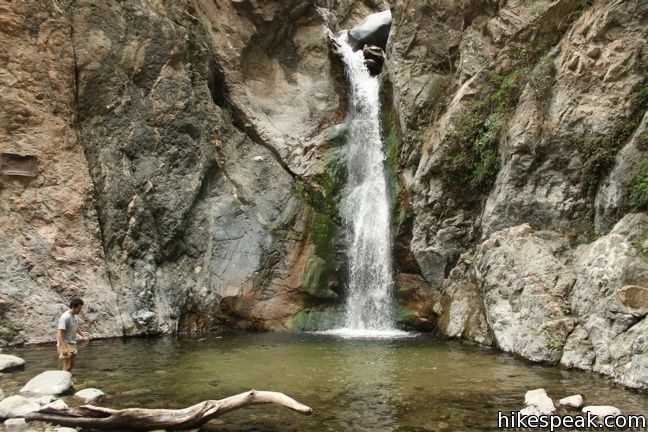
<box><xmin>26</xmin><ymin>390</ymin><xmax>313</xmax><ymax>430</ymax></box>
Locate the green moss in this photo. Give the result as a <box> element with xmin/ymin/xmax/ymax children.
<box><xmin>302</xmin><ymin>256</ymin><xmax>337</xmax><ymax>299</ymax></box>
<box><xmin>528</xmin><ymin>55</ymin><xmax>555</xmax><ymax>111</ymax></box>
<box><xmin>325</xmin><ymin>123</ymin><xmax>348</xmax><ymax>148</ymax></box>
<box><xmin>395</xmin><ymin>307</ymin><xmax>416</xmax><ymax>325</ymax></box>
<box><xmin>545</xmin><ymin>335</ymin><xmax>564</xmax><ymax>351</ymax></box>
<box><xmin>289</xmin><ymin>308</ymin><xmax>344</xmax><ymax>331</ymax></box>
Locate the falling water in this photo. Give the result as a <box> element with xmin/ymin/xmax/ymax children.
<box><xmin>332</xmin><ymin>33</ymin><xmax>400</xmax><ymax>336</ymax></box>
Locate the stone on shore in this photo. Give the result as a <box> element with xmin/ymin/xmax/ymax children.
<box><xmin>0</xmin><ymin>355</ymin><xmax>25</xmax><ymax>372</ymax></box>
<box><xmin>524</xmin><ymin>389</ymin><xmax>556</xmax><ymax>414</ymax></box>
<box><xmin>73</xmin><ymin>388</ymin><xmax>106</xmax><ymax>404</ymax></box>
<box><xmin>42</xmin><ymin>399</ymin><xmax>68</xmax><ymax>410</ymax></box>
<box><xmin>0</xmin><ymin>395</ymin><xmax>40</xmax><ymax>418</ymax></box>
<box><xmin>19</xmin><ymin>371</ymin><xmax>73</xmax><ymax>396</ymax></box>
<box><xmin>559</xmin><ymin>394</ymin><xmax>584</xmax><ymax>409</ymax></box>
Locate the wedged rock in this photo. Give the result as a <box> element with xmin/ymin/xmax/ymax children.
<box><xmin>4</xmin><ymin>418</ymin><xmax>29</xmax><ymax>432</ymax></box>
<box><xmin>73</xmin><ymin>388</ymin><xmax>106</xmax><ymax>404</ymax></box>
<box><xmin>362</xmin><ymin>45</ymin><xmax>385</xmax><ymax>76</ymax></box>
<box><xmin>524</xmin><ymin>389</ymin><xmax>556</xmax><ymax>415</ymax></box>
<box><xmin>559</xmin><ymin>394</ymin><xmax>584</xmax><ymax>409</ymax></box>
<box><xmin>0</xmin><ymin>395</ymin><xmax>40</xmax><ymax>418</ymax></box>
<box><xmin>582</xmin><ymin>405</ymin><xmax>621</xmax><ymax>421</ymax></box>
<box><xmin>20</xmin><ymin>371</ymin><xmax>73</xmax><ymax>396</ymax></box>
<box><xmin>0</xmin><ymin>355</ymin><xmax>25</xmax><ymax>371</ymax></box>
<box><xmin>347</xmin><ymin>10</ymin><xmax>392</xmax><ymax>51</ymax></box>
<box><xmin>42</xmin><ymin>399</ymin><xmax>68</xmax><ymax>411</ymax></box>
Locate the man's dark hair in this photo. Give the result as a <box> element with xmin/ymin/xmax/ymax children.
<box><xmin>69</xmin><ymin>298</ymin><xmax>84</xmax><ymax>308</ymax></box>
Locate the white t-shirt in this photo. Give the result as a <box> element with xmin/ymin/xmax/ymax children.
<box><xmin>58</xmin><ymin>310</ymin><xmax>78</xmax><ymax>345</ymax></box>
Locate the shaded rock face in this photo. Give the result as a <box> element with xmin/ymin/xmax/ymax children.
<box><xmin>0</xmin><ymin>0</ymin><xmax>389</xmax><ymax>341</ymax></box>
<box><xmin>384</xmin><ymin>0</ymin><xmax>648</xmax><ymax>389</ymax></box>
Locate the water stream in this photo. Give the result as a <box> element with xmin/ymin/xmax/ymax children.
<box><xmin>334</xmin><ymin>33</ymin><xmax>397</xmax><ymax>335</ymax></box>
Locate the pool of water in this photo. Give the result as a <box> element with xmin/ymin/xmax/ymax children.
<box><xmin>1</xmin><ymin>332</ymin><xmax>646</xmax><ymax>431</ymax></box>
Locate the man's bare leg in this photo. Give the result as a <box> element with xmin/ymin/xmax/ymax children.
<box><xmin>62</xmin><ymin>358</ymin><xmax>72</xmax><ymax>372</ymax></box>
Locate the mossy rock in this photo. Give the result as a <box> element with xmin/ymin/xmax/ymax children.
<box><xmin>289</xmin><ymin>308</ymin><xmax>345</xmax><ymax>331</ymax></box>
<box><xmin>325</xmin><ymin>123</ymin><xmax>349</xmax><ymax>148</ymax></box>
<box><xmin>395</xmin><ymin>306</ymin><xmax>416</xmax><ymax>324</ymax></box>
<box><xmin>302</xmin><ymin>256</ymin><xmax>337</xmax><ymax>300</ymax></box>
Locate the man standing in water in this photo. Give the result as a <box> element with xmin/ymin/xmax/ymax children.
<box><xmin>57</xmin><ymin>298</ymin><xmax>89</xmax><ymax>372</ymax></box>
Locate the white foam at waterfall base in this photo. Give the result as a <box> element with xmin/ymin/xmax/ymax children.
<box><xmin>334</xmin><ymin>32</ymin><xmax>399</xmax><ymax>334</ymax></box>
<box><xmin>319</xmin><ymin>328</ymin><xmax>414</xmax><ymax>339</ymax></box>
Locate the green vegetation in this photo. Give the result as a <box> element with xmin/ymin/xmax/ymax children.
<box><xmin>530</xmin><ymin>1</ymin><xmax>548</xmax><ymax>16</ymax></box>
<box><xmin>383</xmin><ymin>111</ymin><xmax>402</xmax><ymax>224</ymax></box>
<box><xmin>440</xmin><ymin>70</ymin><xmax>524</xmax><ymax>193</ymax></box>
<box><xmin>528</xmin><ymin>55</ymin><xmax>556</xmax><ymax>112</ymax></box>
<box><xmin>423</xmin><ymin>75</ymin><xmax>453</xmax><ymax>122</ymax></box>
<box><xmin>579</xmin><ymin>82</ymin><xmax>648</xmax><ymax>198</ymax></box>
<box><xmin>628</xmin><ymin>152</ymin><xmax>648</xmax><ymax>211</ymax></box>
<box><xmin>211</xmin><ymin>23</ymin><xmax>220</xmax><ymax>32</ymax></box>
<box><xmin>545</xmin><ymin>335</ymin><xmax>563</xmax><ymax>351</ymax></box>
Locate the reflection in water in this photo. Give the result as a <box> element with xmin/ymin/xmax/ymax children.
<box><xmin>337</xmin><ymin>340</ymin><xmax>398</xmax><ymax>432</ymax></box>
<box><xmin>1</xmin><ymin>333</ymin><xmax>646</xmax><ymax>432</ymax></box>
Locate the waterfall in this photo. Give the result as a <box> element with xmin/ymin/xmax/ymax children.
<box><xmin>335</xmin><ymin>33</ymin><xmax>397</xmax><ymax>333</ymax></box>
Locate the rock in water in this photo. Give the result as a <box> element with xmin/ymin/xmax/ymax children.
<box><xmin>559</xmin><ymin>394</ymin><xmax>584</xmax><ymax>409</ymax></box>
<box><xmin>582</xmin><ymin>406</ymin><xmax>622</xmax><ymax>421</ymax></box>
<box><xmin>0</xmin><ymin>355</ymin><xmax>25</xmax><ymax>372</ymax></box>
<box><xmin>73</xmin><ymin>388</ymin><xmax>106</xmax><ymax>404</ymax></box>
<box><xmin>20</xmin><ymin>371</ymin><xmax>73</xmax><ymax>396</ymax></box>
<box><xmin>524</xmin><ymin>389</ymin><xmax>555</xmax><ymax>414</ymax></box>
<box><xmin>4</xmin><ymin>418</ymin><xmax>29</xmax><ymax>432</ymax></box>
<box><xmin>0</xmin><ymin>395</ymin><xmax>40</xmax><ymax>418</ymax></box>
<box><xmin>347</xmin><ymin>10</ymin><xmax>392</xmax><ymax>51</ymax></box>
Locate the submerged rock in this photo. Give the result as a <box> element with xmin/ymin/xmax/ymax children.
<box><xmin>20</xmin><ymin>371</ymin><xmax>73</xmax><ymax>396</ymax></box>
<box><xmin>0</xmin><ymin>395</ymin><xmax>40</xmax><ymax>418</ymax></box>
<box><xmin>0</xmin><ymin>355</ymin><xmax>25</xmax><ymax>372</ymax></box>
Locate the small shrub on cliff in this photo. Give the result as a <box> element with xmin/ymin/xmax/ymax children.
<box><xmin>440</xmin><ymin>70</ymin><xmax>524</xmax><ymax>193</ymax></box>
<box><xmin>628</xmin><ymin>152</ymin><xmax>648</xmax><ymax>211</ymax></box>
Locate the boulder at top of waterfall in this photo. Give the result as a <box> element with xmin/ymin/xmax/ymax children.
<box><xmin>0</xmin><ymin>355</ymin><xmax>25</xmax><ymax>371</ymax></box>
<box><xmin>73</xmin><ymin>388</ymin><xmax>106</xmax><ymax>404</ymax></box>
<box><xmin>347</xmin><ymin>10</ymin><xmax>392</xmax><ymax>51</ymax></box>
<box><xmin>524</xmin><ymin>389</ymin><xmax>555</xmax><ymax>414</ymax></box>
<box><xmin>19</xmin><ymin>371</ymin><xmax>73</xmax><ymax>396</ymax></box>
<box><xmin>0</xmin><ymin>395</ymin><xmax>40</xmax><ymax>419</ymax></box>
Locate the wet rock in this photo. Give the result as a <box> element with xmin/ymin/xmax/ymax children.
<box><xmin>582</xmin><ymin>405</ymin><xmax>622</xmax><ymax>421</ymax></box>
<box><xmin>0</xmin><ymin>355</ymin><xmax>25</xmax><ymax>372</ymax></box>
<box><xmin>73</xmin><ymin>388</ymin><xmax>106</xmax><ymax>404</ymax></box>
<box><xmin>524</xmin><ymin>389</ymin><xmax>556</xmax><ymax>415</ymax></box>
<box><xmin>347</xmin><ymin>10</ymin><xmax>392</xmax><ymax>51</ymax></box>
<box><xmin>4</xmin><ymin>418</ymin><xmax>29</xmax><ymax>432</ymax></box>
<box><xmin>42</xmin><ymin>399</ymin><xmax>68</xmax><ymax>410</ymax></box>
<box><xmin>362</xmin><ymin>45</ymin><xmax>385</xmax><ymax>76</ymax></box>
<box><xmin>0</xmin><ymin>395</ymin><xmax>40</xmax><ymax>418</ymax></box>
<box><xmin>20</xmin><ymin>371</ymin><xmax>73</xmax><ymax>396</ymax></box>
<box><xmin>559</xmin><ymin>395</ymin><xmax>584</xmax><ymax>409</ymax></box>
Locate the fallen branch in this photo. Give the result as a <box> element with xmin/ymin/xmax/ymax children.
<box><xmin>26</xmin><ymin>390</ymin><xmax>313</xmax><ymax>430</ymax></box>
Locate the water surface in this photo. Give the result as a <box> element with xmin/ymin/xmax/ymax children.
<box><xmin>2</xmin><ymin>332</ymin><xmax>646</xmax><ymax>431</ymax></box>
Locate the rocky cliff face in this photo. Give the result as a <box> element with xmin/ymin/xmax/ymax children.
<box><xmin>0</xmin><ymin>0</ymin><xmax>646</xmax><ymax>389</ymax></box>
<box><xmin>385</xmin><ymin>0</ymin><xmax>648</xmax><ymax>389</ymax></box>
